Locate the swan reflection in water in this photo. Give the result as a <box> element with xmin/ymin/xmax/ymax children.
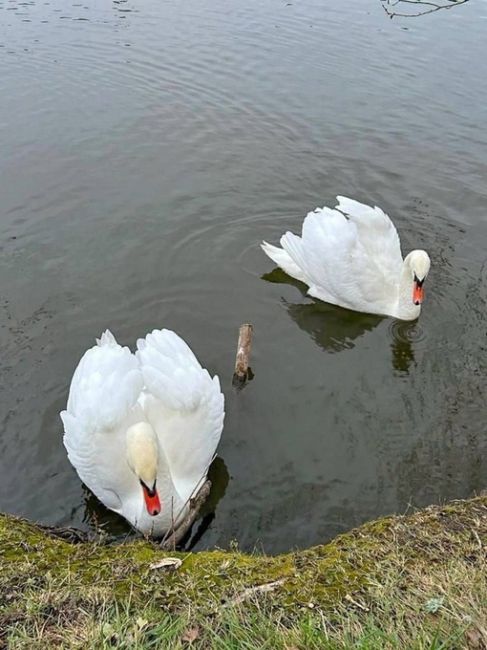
<box><xmin>389</xmin><ymin>320</ymin><xmax>422</xmax><ymax>374</ymax></box>
<box><xmin>263</xmin><ymin>268</ymin><xmax>416</xmax><ymax>373</ymax></box>
<box><xmin>82</xmin><ymin>456</ymin><xmax>230</xmax><ymax>548</ymax></box>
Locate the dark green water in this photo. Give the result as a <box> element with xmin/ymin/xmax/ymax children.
<box><xmin>1</xmin><ymin>0</ymin><xmax>486</xmax><ymax>552</ymax></box>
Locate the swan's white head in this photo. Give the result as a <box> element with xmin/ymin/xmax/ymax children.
<box><xmin>404</xmin><ymin>250</ymin><xmax>431</xmax><ymax>306</ymax></box>
<box><xmin>126</xmin><ymin>422</ymin><xmax>161</xmax><ymax>517</ymax></box>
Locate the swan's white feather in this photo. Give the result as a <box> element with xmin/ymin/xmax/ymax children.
<box><xmin>136</xmin><ymin>329</ymin><xmax>225</xmax><ymax>503</ymax></box>
<box><xmin>61</xmin><ymin>330</ymin><xmax>144</xmax><ymax>512</ymax></box>
<box><xmin>335</xmin><ymin>196</ymin><xmax>403</xmax><ymax>279</ymax></box>
<box><xmin>260</xmin><ymin>241</ymin><xmax>307</xmax><ymax>283</ymax></box>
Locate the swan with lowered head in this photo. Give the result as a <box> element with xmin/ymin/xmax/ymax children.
<box><xmin>261</xmin><ymin>196</ymin><xmax>431</xmax><ymax>321</ymax></box>
<box><xmin>61</xmin><ymin>328</ymin><xmax>224</xmax><ymax>536</ymax></box>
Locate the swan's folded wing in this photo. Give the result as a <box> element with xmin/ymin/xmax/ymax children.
<box><xmin>61</xmin><ymin>330</ymin><xmax>144</xmax><ymax>510</ymax></box>
<box><xmin>335</xmin><ymin>196</ymin><xmax>403</xmax><ymax>276</ymax></box>
<box><xmin>287</xmin><ymin>205</ymin><xmax>398</xmax><ymax>312</ymax></box>
<box><xmin>136</xmin><ymin>329</ymin><xmax>225</xmax><ymax>501</ymax></box>
<box><xmin>281</xmin><ymin>207</ymin><xmax>361</xmax><ymax>307</ymax></box>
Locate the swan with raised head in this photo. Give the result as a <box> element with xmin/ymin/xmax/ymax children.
<box><xmin>261</xmin><ymin>196</ymin><xmax>431</xmax><ymax>321</ymax></box>
<box><xmin>60</xmin><ymin>329</ymin><xmax>224</xmax><ymax>536</ymax></box>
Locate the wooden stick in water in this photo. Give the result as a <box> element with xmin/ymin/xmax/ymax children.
<box><xmin>160</xmin><ymin>480</ymin><xmax>212</xmax><ymax>550</ymax></box>
<box><xmin>233</xmin><ymin>323</ymin><xmax>253</xmax><ymax>386</ymax></box>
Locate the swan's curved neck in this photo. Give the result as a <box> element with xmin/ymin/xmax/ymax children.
<box><xmin>395</xmin><ymin>259</ymin><xmax>421</xmax><ymax>320</ymax></box>
<box><xmin>126</xmin><ymin>422</ymin><xmax>159</xmax><ymax>482</ymax></box>
<box><xmin>125</xmin><ymin>421</ymin><xmax>176</xmax><ymax>508</ymax></box>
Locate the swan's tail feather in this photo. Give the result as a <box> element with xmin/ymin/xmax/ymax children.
<box><xmin>261</xmin><ymin>240</ymin><xmax>307</xmax><ymax>283</ymax></box>
<box><xmin>96</xmin><ymin>329</ymin><xmax>118</xmax><ymax>347</ymax></box>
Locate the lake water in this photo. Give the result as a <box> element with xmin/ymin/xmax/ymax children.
<box><xmin>1</xmin><ymin>0</ymin><xmax>486</xmax><ymax>553</ymax></box>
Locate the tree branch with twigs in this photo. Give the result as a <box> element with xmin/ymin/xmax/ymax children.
<box><xmin>380</xmin><ymin>0</ymin><xmax>470</xmax><ymax>18</ymax></box>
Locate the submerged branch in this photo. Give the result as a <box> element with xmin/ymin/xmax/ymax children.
<box><xmin>160</xmin><ymin>480</ymin><xmax>212</xmax><ymax>550</ymax></box>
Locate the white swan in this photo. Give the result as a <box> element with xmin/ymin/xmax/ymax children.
<box><xmin>261</xmin><ymin>196</ymin><xmax>431</xmax><ymax>321</ymax></box>
<box><xmin>60</xmin><ymin>329</ymin><xmax>224</xmax><ymax>536</ymax></box>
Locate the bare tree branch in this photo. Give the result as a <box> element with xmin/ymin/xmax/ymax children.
<box><xmin>380</xmin><ymin>0</ymin><xmax>470</xmax><ymax>18</ymax></box>
<box><xmin>159</xmin><ymin>480</ymin><xmax>212</xmax><ymax>550</ymax></box>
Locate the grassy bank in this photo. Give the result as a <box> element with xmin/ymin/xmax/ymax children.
<box><xmin>0</xmin><ymin>497</ymin><xmax>485</xmax><ymax>649</ymax></box>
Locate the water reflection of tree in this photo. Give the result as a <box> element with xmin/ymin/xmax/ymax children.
<box><xmin>381</xmin><ymin>0</ymin><xmax>469</xmax><ymax>19</ymax></box>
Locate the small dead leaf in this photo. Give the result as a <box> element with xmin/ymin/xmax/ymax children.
<box><xmin>182</xmin><ymin>626</ymin><xmax>201</xmax><ymax>644</ymax></box>
<box><xmin>149</xmin><ymin>557</ymin><xmax>182</xmax><ymax>571</ymax></box>
<box><xmin>136</xmin><ymin>617</ymin><xmax>149</xmax><ymax>630</ymax></box>
<box><xmin>466</xmin><ymin>627</ymin><xmax>487</xmax><ymax>650</ymax></box>
<box><xmin>102</xmin><ymin>622</ymin><xmax>119</xmax><ymax>642</ymax></box>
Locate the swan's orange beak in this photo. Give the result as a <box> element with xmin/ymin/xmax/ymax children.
<box><xmin>413</xmin><ymin>280</ymin><xmax>425</xmax><ymax>305</ymax></box>
<box><xmin>142</xmin><ymin>484</ymin><xmax>161</xmax><ymax>516</ymax></box>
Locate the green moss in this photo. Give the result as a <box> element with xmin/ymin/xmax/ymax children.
<box><xmin>1</xmin><ymin>496</ymin><xmax>486</xmax><ymax>641</ymax></box>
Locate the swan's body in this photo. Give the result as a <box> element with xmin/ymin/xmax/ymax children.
<box><xmin>61</xmin><ymin>329</ymin><xmax>224</xmax><ymax>536</ymax></box>
<box><xmin>261</xmin><ymin>196</ymin><xmax>431</xmax><ymax>321</ymax></box>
